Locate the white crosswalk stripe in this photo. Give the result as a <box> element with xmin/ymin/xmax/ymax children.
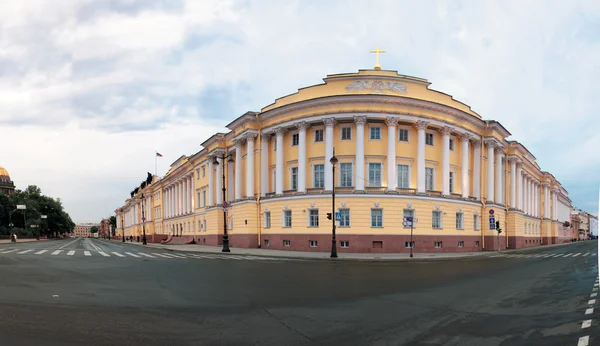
<box><xmin>584</xmin><ymin>253</ymin><xmax>590</xmax><ymax>257</ymax></box>
<box><xmin>573</xmin><ymin>253</ymin><xmax>581</xmax><ymax>257</ymax></box>
<box><xmin>17</xmin><ymin>250</ymin><xmax>33</xmax><ymax>254</ymax></box>
<box><xmin>0</xmin><ymin>249</ymin><xmax>17</xmax><ymax>254</ymax></box>
<box><xmin>138</xmin><ymin>253</ymin><xmax>155</xmax><ymax>258</ymax></box>
<box><xmin>111</xmin><ymin>252</ymin><xmax>125</xmax><ymax>257</ymax></box>
<box><xmin>84</xmin><ymin>251</ymin><xmax>91</xmax><ymax>256</ymax></box>
<box><xmin>125</xmin><ymin>252</ymin><xmax>140</xmax><ymax>258</ymax></box>
<box><xmin>67</xmin><ymin>251</ymin><xmax>75</xmax><ymax>256</ymax></box>
<box><xmin>35</xmin><ymin>250</ymin><xmax>47</xmax><ymax>255</ymax></box>
<box><xmin>51</xmin><ymin>250</ymin><xmax>63</xmax><ymax>255</ymax></box>
<box><xmin>98</xmin><ymin>251</ymin><xmax>110</xmax><ymax>257</ymax></box>
<box><xmin>152</xmin><ymin>253</ymin><xmax>173</xmax><ymax>258</ymax></box>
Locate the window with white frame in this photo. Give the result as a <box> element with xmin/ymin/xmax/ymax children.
<box><xmin>475</xmin><ymin>240</ymin><xmax>480</xmax><ymax>247</ymax></box>
<box><xmin>196</xmin><ymin>170</ymin><xmax>200</xmax><ymax>180</ymax></box>
<box><xmin>434</xmin><ymin>241</ymin><xmax>442</xmax><ymax>248</ymax></box>
<box><xmin>403</xmin><ymin>209</ymin><xmax>414</xmax><ymax>228</ymax></box>
<box><xmin>340</xmin><ymin>240</ymin><xmax>349</xmax><ymax>248</ymax></box>
<box><xmin>203</xmin><ymin>220</ymin><xmax>207</xmax><ymax>232</ymax></box>
<box><xmin>399</xmin><ymin>128</ymin><xmax>409</xmax><ymax>142</ymax></box>
<box><xmin>198</xmin><ymin>220</ymin><xmax>202</xmax><ymax>232</ymax></box>
<box><xmin>449</xmin><ymin>171</ymin><xmax>454</xmax><ymax>193</ymax></box>
<box><xmin>370</xmin><ymin>126</ymin><xmax>381</xmax><ymax>140</ymax></box>
<box><xmin>340</xmin><ymin>163</ymin><xmax>353</xmax><ymax>187</ymax></box>
<box><xmin>405</xmin><ymin>241</ymin><xmax>414</xmax><ymax>248</ymax></box>
<box><xmin>397</xmin><ymin>164</ymin><xmax>409</xmax><ymax>188</ymax></box>
<box><xmin>314</xmin><ymin>129</ymin><xmax>323</xmax><ymax>142</ymax></box>
<box><xmin>474</xmin><ymin>215</ymin><xmax>479</xmax><ymax>230</ymax></box>
<box><xmin>309</xmin><ymin>240</ymin><xmax>318</xmax><ymax>247</ymax></box>
<box><xmin>368</xmin><ymin>163</ymin><xmax>381</xmax><ymax>186</ymax></box>
<box><xmin>202</xmin><ymin>190</ymin><xmax>206</xmax><ymax>207</ymax></box>
<box><xmin>432</xmin><ymin>211</ymin><xmax>442</xmax><ymax>229</ymax></box>
<box><xmin>426</xmin><ymin>133</ymin><xmax>434</xmax><ymax>146</ymax></box>
<box><xmin>197</xmin><ymin>192</ymin><xmax>201</xmax><ymax>208</ymax></box>
<box><xmin>339</xmin><ymin>208</ymin><xmax>350</xmax><ymax>227</ymax></box>
<box><xmin>283</xmin><ymin>210</ymin><xmax>292</xmax><ymax>227</ymax></box>
<box><xmin>283</xmin><ymin>240</ymin><xmax>291</xmax><ymax>247</ymax></box>
<box><xmin>456</xmin><ymin>212</ymin><xmax>464</xmax><ymax>229</ymax></box>
<box><xmin>202</xmin><ymin>166</ymin><xmax>206</xmax><ymax>177</ymax></box>
<box><xmin>228</xmin><ymin>216</ymin><xmax>233</xmax><ymax>230</ymax></box>
<box><xmin>292</xmin><ymin>133</ymin><xmax>299</xmax><ymax>146</ymax></box>
<box><xmin>449</xmin><ymin>139</ymin><xmax>454</xmax><ymax>151</ymax></box>
<box><xmin>426</xmin><ymin>167</ymin><xmax>435</xmax><ymax>190</ymax></box>
<box><xmin>309</xmin><ymin>209</ymin><xmax>319</xmax><ymax>227</ymax></box>
<box><xmin>291</xmin><ymin>167</ymin><xmax>298</xmax><ymax>190</ymax></box>
<box><xmin>264</xmin><ymin>211</ymin><xmax>271</xmax><ymax>228</ymax></box>
<box><xmin>371</xmin><ymin>209</ymin><xmax>383</xmax><ymax>227</ymax></box>
<box><xmin>341</xmin><ymin>127</ymin><xmax>352</xmax><ymax>140</ymax></box>
<box><xmin>313</xmin><ymin>164</ymin><xmax>325</xmax><ymax>188</ymax></box>
<box><xmin>458</xmin><ymin>241</ymin><xmax>464</xmax><ymax>248</ymax></box>
<box><xmin>264</xmin><ymin>239</ymin><xmax>270</xmax><ymax>246</ymax></box>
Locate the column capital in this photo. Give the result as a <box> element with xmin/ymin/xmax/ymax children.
<box><xmin>484</xmin><ymin>139</ymin><xmax>497</xmax><ymax>148</ymax></box>
<box><xmin>234</xmin><ymin>137</ymin><xmax>246</xmax><ymax>146</ymax></box>
<box><xmin>295</xmin><ymin>121</ymin><xmax>310</xmax><ymax>131</ymax></box>
<box><xmin>244</xmin><ymin>131</ymin><xmax>258</xmax><ymax>140</ymax></box>
<box><xmin>413</xmin><ymin>120</ymin><xmax>429</xmax><ymax>131</ymax></box>
<box><xmin>507</xmin><ymin>156</ymin><xmax>521</xmax><ymax>164</ymax></box>
<box><xmin>385</xmin><ymin>117</ymin><xmax>398</xmax><ymax>127</ymax></box>
<box><xmin>494</xmin><ymin>146</ymin><xmax>505</xmax><ymax>154</ymax></box>
<box><xmin>516</xmin><ymin>162</ymin><xmax>523</xmax><ymax>168</ymax></box>
<box><xmin>541</xmin><ymin>181</ymin><xmax>550</xmax><ymax>187</ymax></box>
<box><xmin>459</xmin><ymin>133</ymin><xmax>471</xmax><ymax>142</ymax></box>
<box><xmin>323</xmin><ymin>118</ymin><xmax>336</xmax><ymax>127</ymax></box>
<box><xmin>274</xmin><ymin>127</ymin><xmax>287</xmax><ymax>136</ymax></box>
<box><xmin>354</xmin><ymin>116</ymin><xmax>367</xmax><ymax>125</ymax></box>
<box><xmin>261</xmin><ymin>131</ymin><xmax>272</xmax><ymax>141</ymax></box>
<box><xmin>438</xmin><ymin>126</ymin><xmax>452</xmax><ymax>136</ymax></box>
<box><xmin>471</xmin><ymin>139</ymin><xmax>481</xmax><ymax>148</ymax></box>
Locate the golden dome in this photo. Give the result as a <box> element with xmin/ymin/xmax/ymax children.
<box><xmin>0</xmin><ymin>166</ymin><xmax>8</xmax><ymax>177</ymax></box>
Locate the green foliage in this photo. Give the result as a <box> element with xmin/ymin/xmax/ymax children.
<box><xmin>108</xmin><ymin>216</ymin><xmax>117</xmax><ymax>229</ymax></box>
<box><xmin>0</xmin><ymin>185</ymin><xmax>75</xmax><ymax>237</ymax></box>
<box><xmin>90</xmin><ymin>226</ymin><xmax>98</xmax><ymax>234</ymax></box>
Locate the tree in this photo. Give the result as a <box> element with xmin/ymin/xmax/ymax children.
<box><xmin>90</xmin><ymin>226</ymin><xmax>98</xmax><ymax>234</ymax></box>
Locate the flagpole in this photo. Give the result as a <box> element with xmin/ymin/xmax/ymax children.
<box><xmin>155</xmin><ymin>150</ymin><xmax>157</xmax><ymax>177</ymax></box>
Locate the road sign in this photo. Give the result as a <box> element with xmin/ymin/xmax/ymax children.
<box><xmin>223</xmin><ymin>201</ymin><xmax>229</xmax><ymax>209</ymax></box>
<box><xmin>16</xmin><ymin>205</ymin><xmax>26</xmax><ymax>210</ymax></box>
<box><xmin>489</xmin><ymin>209</ymin><xmax>494</xmax><ymax>215</ymax></box>
<box><xmin>335</xmin><ymin>212</ymin><xmax>342</xmax><ymax>222</ymax></box>
<box><xmin>404</xmin><ymin>217</ymin><xmax>413</xmax><ymax>222</ymax></box>
<box><xmin>489</xmin><ymin>216</ymin><xmax>496</xmax><ymax>230</ymax></box>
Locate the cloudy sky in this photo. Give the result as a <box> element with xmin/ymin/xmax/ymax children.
<box><xmin>1</xmin><ymin>0</ymin><xmax>599</xmax><ymax>223</ymax></box>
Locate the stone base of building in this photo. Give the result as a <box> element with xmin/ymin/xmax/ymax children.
<box><xmin>507</xmin><ymin>236</ymin><xmax>543</xmax><ymax>249</ymax></box>
<box><xmin>260</xmin><ymin>234</ymin><xmax>483</xmax><ymax>253</ymax></box>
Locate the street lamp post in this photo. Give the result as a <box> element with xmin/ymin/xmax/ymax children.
<box><xmin>120</xmin><ymin>209</ymin><xmax>125</xmax><ymax>243</ymax></box>
<box><xmin>212</xmin><ymin>152</ymin><xmax>234</xmax><ymax>253</ymax></box>
<box><xmin>140</xmin><ymin>194</ymin><xmax>147</xmax><ymax>245</ymax></box>
<box><xmin>9</xmin><ymin>205</ymin><xmax>26</xmax><ymax>242</ymax></box>
<box><xmin>40</xmin><ymin>215</ymin><xmax>47</xmax><ymax>240</ymax></box>
<box><xmin>330</xmin><ymin>148</ymin><xmax>338</xmax><ymax>258</ymax></box>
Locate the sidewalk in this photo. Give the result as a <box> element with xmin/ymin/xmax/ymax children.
<box><xmin>0</xmin><ymin>238</ymin><xmax>47</xmax><ymax>244</ymax></box>
<box><xmin>116</xmin><ymin>239</ymin><xmax>594</xmax><ymax>262</ymax></box>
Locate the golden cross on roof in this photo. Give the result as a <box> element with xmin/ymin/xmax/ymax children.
<box><xmin>370</xmin><ymin>45</ymin><xmax>386</xmax><ymax>70</ymax></box>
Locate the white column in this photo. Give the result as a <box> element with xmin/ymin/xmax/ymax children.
<box><xmin>516</xmin><ymin>164</ymin><xmax>523</xmax><ymax>210</ymax></box>
<box><xmin>536</xmin><ymin>184</ymin><xmax>540</xmax><ymax>217</ymax></box>
<box><xmin>182</xmin><ymin>179</ymin><xmax>187</xmax><ymax>214</ymax></box>
<box><xmin>208</xmin><ymin>158</ymin><xmax>214</xmax><ymax>206</ymax></box>
<box><xmin>440</xmin><ymin>127</ymin><xmax>451</xmax><ymax>195</ymax></box>
<box><xmin>173</xmin><ymin>184</ymin><xmax>177</xmax><ymax>216</ymax></box>
<box><xmin>324</xmin><ymin>118</ymin><xmax>335</xmax><ymax>191</ymax></box>
<box><xmin>544</xmin><ymin>184</ymin><xmax>549</xmax><ymax>218</ymax></box>
<box><xmin>415</xmin><ymin>121</ymin><xmax>429</xmax><ymax>193</ymax></box>
<box><xmin>386</xmin><ymin>117</ymin><xmax>398</xmax><ymax>192</ymax></box>
<box><xmin>186</xmin><ymin>178</ymin><xmax>191</xmax><ymax>213</ymax></box>
<box><xmin>260</xmin><ymin>134</ymin><xmax>270</xmax><ymax>197</ymax></box>
<box><xmin>355</xmin><ymin>116</ymin><xmax>366</xmax><ymax>191</ymax></box>
<box><xmin>275</xmin><ymin>127</ymin><xmax>285</xmax><ymax>195</ymax></box>
<box><xmin>472</xmin><ymin>140</ymin><xmax>481</xmax><ymax>199</ymax></box>
<box><xmin>553</xmin><ymin>191</ymin><xmax>558</xmax><ymax>220</ymax></box>
<box><xmin>296</xmin><ymin>123</ymin><xmax>308</xmax><ymax>193</ymax></box>
<box><xmin>528</xmin><ymin>179</ymin><xmax>533</xmax><ymax>215</ymax></box>
<box><xmin>509</xmin><ymin>157</ymin><xmax>516</xmax><ymax>208</ymax></box>
<box><xmin>189</xmin><ymin>176</ymin><xmax>194</xmax><ymax>211</ymax></box>
<box><xmin>235</xmin><ymin>139</ymin><xmax>243</xmax><ymax>200</ymax></box>
<box><xmin>216</xmin><ymin>157</ymin><xmax>223</xmax><ymax>204</ymax></box>
<box><xmin>227</xmin><ymin>157</ymin><xmax>234</xmax><ymax>202</ymax></box>
<box><xmin>460</xmin><ymin>134</ymin><xmax>470</xmax><ymax>198</ymax></box>
<box><xmin>169</xmin><ymin>187</ymin><xmax>173</xmax><ymax>217</ymax></box>
<box><xmin>495</xmin><ymin>147</ymin><xmax>503</xmax><ymax>205</ymax></box>
<box><xmin>246</xmin><ymin>132</ymin><xmax>257</xmax><ymax>197</ymax></box>
<box><xmin>178</xmin><ymin>181</ymin><xmax>182</xmax><ymax>215</ymax></box>
<box><xmin>164</xmin><ymin>188</ymin><xmax>169</xmax><ymax>218</ymax></box>
<box><xmin>485</xmin><ymin>140</ymin><xmax>495</xmax><ymax>203</ymax></box>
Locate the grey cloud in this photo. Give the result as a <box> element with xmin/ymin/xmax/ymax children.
<box><xmin>75</xmin><ymin>0</ymin><xmax>184</xmax><ymax>22</ymax></box>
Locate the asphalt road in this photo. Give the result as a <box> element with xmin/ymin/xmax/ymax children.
<box><xmin>0</xmin><ymin>238</ymin><xmax>597</xmax><ymax>346</ymax></box>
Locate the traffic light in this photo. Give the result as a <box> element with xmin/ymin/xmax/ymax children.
<box><xmin>327</xmin><ymin>213</ymin><xmax>332</xmax><ymax>220</ymax></box>
<box><xmin>496</xmin><ymin>221</ymin><xmax>502</xmax><ymax>233</ymax></box>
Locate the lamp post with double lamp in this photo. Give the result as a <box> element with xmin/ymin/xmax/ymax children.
<box><xmin>212</xmin><ymin>152</ymin><xmax>234</xmax><ymax>252</ymax></box>
<box><xmin>9</xmin><ymin>205</ymin><xmax>26</xmax><ymax>242</ymax></box>
<box><xmin>330</xmin><ymin>149</ymin><xmax>338</xmax><ymax>258</ymax></box>
<box><xmin>40</xmin><ymin>215</ymin><xmax>47</xmax><ymax>240</ymax></box>
<box><xmin>140</xmin><ymin>193</ymin><xmax>147</xmax><ymax>245</ymax></box>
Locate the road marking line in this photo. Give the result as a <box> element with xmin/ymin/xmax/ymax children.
<box><xmin>584</xmin><ymin>253</ymin><xmax>590</xmax><ymax>256</ymax></box>
<box><xmin>573</xmin><ymin>253</ymin><xmax>582</xmax><ymax>257</ymax></box>
<box><xmin>111</xmin><ymin>252</ymin><xmax>125</xmax><ymax>257</ymax></box>
<box><xmin>578</xmin><ymin>335</ymin><xmax>589</xmax><ymax>346</ymax></box>
<box><xmin>591</xmin><ymin>293</ymin><xmax>597</xmax><ymax>297</ymax></box>
<box><xmin>35</xmin><ymin>250</ymin><xmax>47</xmax><ymax>255</ymax></box>
<box><xmin>592</xmin><ymin>253</ymin><xmax>597</xmax><ymax>256</ymax></box>
<box><xmin>125</xmin><ymin>252</ymin><xmax>140</xmax><ymax>258</ymax></box>
<box><xmin>190</xmin><ymin>254</ymin><xmax>216</xmax><ymax>259</ymax></box>
<box><xmin>58</xmin><ymin>238</ymin><xmax>80</xmax><ymax>249</ymax></box>
<box><xmin>17</xmin><ymin>250</ymin><xmax>33</xmax><ymax>254</ymax></box>
<box><xmin>489</xmin><ymin>255</ymin><xmax>504</xmax><ymax>258</ymax></box>
<box><xmin>152</xmin><ymin>253</ymin><xmax>172</xmax><ymax>258</ymax></box>
<box><xmin>51</xmin><ymin>250</ymin><xmax>63</xmax><ymax>255</ymax></box>
<box><xmin>563</xmin><ymin>253</ymin><xmax>573</xmax><ymax>257</ymax></box>
<box><xmin>540</xmin><ymin>254</ymin><xmax>553</xmax><ymax>257</ymax></box>
<box><xmin>167</xmin><ymin>254</ymin><xmax>187</xmax><ymax>258</ymax></box>
<box><xmin>582</xmin><ymin>319</ymin><xmax>592</xmax><ymax>329</ymax></box>
<box><xmin>161</xmin><ymin>253</ymin><xmax>183</xmax><ymax>258</ymax></box>
<box><xmin>585</xmin><ymin>308</ymin><xmax>594</xmax><ymax>315</ymax></box>
<box><xmin>0</xmin><ymin>249</ymin><xmax>17</xmax><ymax>253</ymax></box>
<box><xmin>589</xmin><ymin>299</ymin><xmax>596</xmax><ymax>305</ymax></box>
<box><xmin>594</xmin><ymin>288</ymin><xmax>598</xmax><ymax>292</ymax></box>
<box><xmin>552</xmin><ymin>254</ymin><xmax>564</xmax><ymax>257</ymax></box>
<box><xmin>594</xmin><ymin>283</ymin><xmax>599</xmax><ymax>287</ymax></box>
<box><xmin>98</xmin><ymin>251</ymin><xmax>110</xmax><ymax>257</ymax></box>
<box><xmin>138</xmin><ymin>253</ymin><xmax>155</xmax><ymax>258</ymax></box>
<box><xmin>67</xmin><ymin>251</ymin><xmax>75</xmax><ymax>256</ymax></box>
<box><xmin>84</xmin><ymin>251</ymin><xmax>91</xmax><ymax>256</ymax></box>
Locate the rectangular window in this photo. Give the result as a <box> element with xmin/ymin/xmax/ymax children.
<box><xmin>405</xmin><ymin>241</ymin><xmax>414</xmax><ymax>248</ymax></box>
<box><xmin>371</xmin><ymin>209</ymin><xmax>383</xmax><ymax>227</ymax></box>
<box><xmin>475</xmin><ymin>241</ymin><xmax>480</xmax><ymax>247</ymax></box>
<box><xmin>426</xmin><ymin>167</ymin><xmax>434</xmax><ymax>190</ymax></box>
<box><xmin>456</xmin><ymin>213</ymin><xmax>464</xmax><ymax>230</ymax></box>
<box><xmin>292</xmin><ymin>133</ymin><xmax>299</xmax><ymax>146</ymax></box>
<box><xmin>370</xmin><ymin>126</ymin><xmax>381</xmax><ymax>140</ymax></box>
<box><xmin>309</xmin><ymin>209</ymin><xmax>319</xmax><ymax>227</ymax></box>
<box><xmin>458</xmin><ymin>241</ymin><xmax>464</xmax><ymax>248</ymax></box>
<box><xmin>196</xmin><ymin>170</ymin><xmax>200</xmax><ymax>180</ymax></box>
<box><xmin>397</xmin><ymin>164</ymin><xmax>409</xmax><ymax>188</ymax></box>
<box><xmin>449</xmin><ymin>171</ymin><xmax>454</xmax><ymax>193</ymax></box>
<box><xmin>197</xmin><ymin>192</ymin><xmax>201</xmax><ymax>208</ymax></box>
<box><xmin>341</xmin><ymin>127</ymin><xmax>352</xmax><ymax>140</ymax></box>
<box><xmin>449</xmin><ymin>139</ymin><xmax>454</xmax><ymax>151</ymax></box>
<box><xmin>228</xmin><ymin>216</ymin><xmax>233</xmax><ymax>230</ymax></box>
<box><xmin>309</xmin><ymin>240</ymin><xmax>318</xmax><ymax>247</ymax></box>
<box><xmin>202</xmin><ymin>167</ymin><xmax>206</xmax><ymax>177</ymax></box>
<box><xmin>283</xmin><ymin>210</ymin><xmax>292</xmax><ymax>227</ymax></box>
<box><xmin>432</xmin><ymin>211</ymin><xmax>442</xmax><ymax>229</ymax></box>
<box><xmin>203</xmin><ymin>220</ymin><xmax>207</xmax><ymax>232</ymax></box>
<box><xmin>291</xmin><ymin>167</ymin><xmax>298</xmax><ymax>190</ymax></box>
<box><xmin>434</xmin><ymin>241</ymin><xmax>442</xmax><ymax>248</ymax></box>
<box><xmin>198</xmin><ymin>220</ymin><xmax>202</xmax><ymax>232</ymax></box>
<box><xmin>426</xmin><ymin>133</ymin><xmax>434</xmax><ymax>146</ymax></box>
<box><xmin>399</xmin><ymin>128</ymin><xmax>409</xmax><ymax>142</ymax></box>
<box><xmin>368</xmin><ymin>163</ymin><xmax>381</xmax><ymax>186</ymax></box>
<box><xmin>340</xmin><ymin>163</ymin><xmax>353</xmax><ymax>187</ymax></box>
<box><xmin>474</xmin><ymin>215</ymin><xmax>479</xmax><ymax>230</ymax></box>
<box><xmin>264</xmin><ymin>239</ymin><xmax>270</xmax><ymax>246</ymax></box>
<box><xmin>340</xmin><ymin>240</ymin><xmax>349</xmax><ymax>248</ymax></box>
<box><xmin>264</xmin><ymin>211</ymin><xmax>271</xmax><ymax>228</ymax></box>
<box><xmin>202</xmin><ymin>190</ymin><xmax>206</xmax><ymax>207</ymax></box>
<box><xmin>314</xmin><ymin>129</ymin><xmax>324</xmax><ymax>142</ymax></box>
<box><xmin>283</xmin><ymin>240</ymin><xmax>291</xmax><ymax>247</ymax></box>
<box><xmin>313</xmin><ymin>164</ymin><xmax>325</xmax><ymax>188</ymax></box>
<box><xmin>339</xmin><ymin>208</ymin><xmax>350</xmax><ymax>227</ymax></box>
<box><xmin>403</xmin><ymin>209</ymin><xmax>414</xmax><ymax>228</ymax></box>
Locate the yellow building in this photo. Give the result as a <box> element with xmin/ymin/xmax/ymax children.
<box><xmin>115</xmin><ymin>63</ymin><xmax>572</xmax><ymax>253</ymax></box>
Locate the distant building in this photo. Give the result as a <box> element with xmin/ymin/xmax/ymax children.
<box><xmin>571</xmin><ymin>209</ymin><xmax>596</xmax><ymax>240</ymax></box>
<box><xmin>0</xmin><ymin>166</ymin><xmax>16</xmax><ymax>195</ymax></box>
<box><xmin>98</xmin><ymin>219</ymin><xmax>111</xmax><ymax>238</ymax></box>
<box><xmin>73</xmin><ymin>223</ymin><xmax>98</xmax><ymax>238</ymax></box>
<box><xmin>591</xmin><ymin>216</ymin><xmax>598</xmax><ymax>238</ymax></box>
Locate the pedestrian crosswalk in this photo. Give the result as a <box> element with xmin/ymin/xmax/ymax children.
<box><xmin>0</xmin><ymin>248</ymin><xmax>302</xmax><ymax>262</ymax></box>
<box><xmin>490</xmin><ymin>252</ymin><xmax>597</xmax><ymax>259</ymax></box>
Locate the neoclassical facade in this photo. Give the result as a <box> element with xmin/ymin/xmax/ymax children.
<box><xmin>116</xmin><ymin>67</ymin><xmax>572</xmax><ymax>252</ymax></box>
